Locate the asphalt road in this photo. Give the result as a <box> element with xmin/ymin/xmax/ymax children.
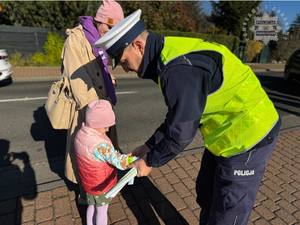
<box><xmin>0</xmin><ymin>72</ymin><xmax>299</xmax><ymax>196</ymax></box>
<box><xmin>0</xmin><ymin>72</ymin><xmax>299</xmax><ymax>163</ymax></box>
<box><xmin>0</xmin><ymin>79</ymin><xmax>167</xmax><ymax>165</ymax></box>
<box><xmin>257</xmin><ymin>71</ymin><xmax>300</xmax><ymax>117</ymax></box>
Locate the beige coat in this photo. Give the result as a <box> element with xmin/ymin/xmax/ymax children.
<box><xmin>62</xmin><ymin>25</ymin><xmax>116</xmax><ymax>183</ymax></box>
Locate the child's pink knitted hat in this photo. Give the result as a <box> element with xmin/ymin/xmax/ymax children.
<box><xmin>86</xmin><ymin>100</ymin><xmax>115</xmax><ymax>128</ymax></box>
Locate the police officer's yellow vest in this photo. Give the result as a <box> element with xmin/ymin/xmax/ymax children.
<box><xmin>159</xmin><ymin>37</ymin><xmax>279</xmax><ymax>157</ymax></box>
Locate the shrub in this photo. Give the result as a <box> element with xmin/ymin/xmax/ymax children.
<box><xmin>31</xmin><ymin>51</ymin><xmax>47</xmax><ymax>66</ymax></box>
<box><xmin>9</xmin><ymin>52</ymin><xmax>31</xmax><ymax>66</ymax></box>
<box><xmin>9</xmin><ymin>32</ymin><xmax>64</xmax><ymax>66</ymax></box>
<box><xmin>269</xmin><ymin>39</ymin><xmax>300</xmax><ymax>61</ymax></box>
<box><xmin>246</xmin><ymin>41</ymin><xmax>264</xmax><ymax>62</ymax></box>
<box><xmin>155</xmin><ymin>30</ymin><xmax>240</xmax><ymax>52</ymax></box>
<box><xmin>43</xmin><ymin>32</ymin><xmax>64</xmax><ymax>65</ymax></box>
<box><xmin>10</xmin><ymin>32</ymin><xmax>64</xmax><ymax>66</ymax></box>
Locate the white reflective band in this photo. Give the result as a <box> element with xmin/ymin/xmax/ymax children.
<box><xmin>105</xmin><ymin>167</ymin><xmax>138</xmax><ymax>198</ymax></box>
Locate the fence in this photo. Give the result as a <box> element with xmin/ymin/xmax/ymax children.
<box><xmin>0</xmin><ymin>25</ymin><xmax>48</xmax><ymax>55</ymax></box>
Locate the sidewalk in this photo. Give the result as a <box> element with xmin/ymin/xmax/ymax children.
<box><xmin>11</xmin><ymin>66</ymin><xmax>137</xmax><ymax>82</ymax></box>
<box><xmin>247</xmin><ymin>63</ymin><xmax>285</xmax><ymax>72</ymax></box>
<box><xmin>0</xmin><ymin>128</ymin><xmax>299</xmax><ymax>225</ymax></box>
<box><xmin>10</xmin><ymin>63</ymin><xmax>285</xmax><ymax>82</ymax></box>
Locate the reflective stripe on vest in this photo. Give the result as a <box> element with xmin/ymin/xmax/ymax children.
<box><xmin>159</xmin><ymin>36</ymin><xmax>279</xmax><ymax>157</ymax></box>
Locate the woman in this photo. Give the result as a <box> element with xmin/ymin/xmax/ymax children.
<box><xmin>61</xmin><ymin>0</ymin><xmax>124</xmax><ymax>184</ymax></box>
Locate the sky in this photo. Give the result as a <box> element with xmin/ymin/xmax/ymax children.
<box><xmin>202</xmin><ymin>1</ymin><xmax>300</xmax><ymax>30</ymax></box>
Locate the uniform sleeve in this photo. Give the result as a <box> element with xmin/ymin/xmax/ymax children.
<box><xmin>62</xmin><ymin>31</ymin><xmax>98</xmax><ymax>109</ymax></box>
<box><xmin>145</xmin><ymin>64</ymin><xmax>209</xmax><ymax>167</ymax></box>
<box><xmin>93</xmin><ymin>143</ymin><xmax>134</xmax><ymax>170</ymax></box>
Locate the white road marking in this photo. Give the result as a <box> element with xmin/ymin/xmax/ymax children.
<box><xmin>0</xmin><ymin>91</ymin><xmax>138</xmax><ymax>103</ymax></box>
<box><xmin>0</xmin><ymin>96</ymin><xmax>47</xmax><ymax>103</ymax></box>
<box><xmin>116</xmin><ymin>91</ymin><xmax>138</xmax><ymax>95</ymax></box>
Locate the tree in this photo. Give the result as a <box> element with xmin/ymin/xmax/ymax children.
<box><xmin>0</xmin><ymin>1</ymin><xmax>99</xmax><ymax>31</ymax></box>
<box><xmin>289</xmin><ymin>13</ymin><xmax>300</xmax><ymax>29</ymax></box>
<box><xmin>120</xmin><ymin>1</ymin><xmax>208</xmax><ymax>33</ymax></box>
<box><xmin>0</xmin><ymin>1</ymin><xmax>209</xmax><ymax>33</ymax></box>
<box><xmin>210</xmin><ymin>1</ymin><xmax>261</xmax><ymax>36</ymax></box>
<box><xmin>0</xmin><ymin>1</ymin><xmax>213</xmax><ymax>32</ymax></box>
<box><xmin>246</xmin><ymin>40</ymin><xmax>263</xmax><ymax>62</ymax></box>
<box><xmin>288</xmin><ymin>14</ymin><xmax>300</xmax><ymax>40</ymax></box>
<box><xmin>268</xmin><ymin>14</ymin><xmax>300</xmax><ymax>62</ymax></box>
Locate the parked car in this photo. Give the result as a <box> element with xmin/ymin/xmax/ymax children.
<box><xmin>0</xmin><ymin>49</ymin><xmax>13</xmax><ymax>82</ymax></box>
<box><xmin>284</xmin><ymin>49</ymin><xmax>300</xmax><ymax>83</ymax></box>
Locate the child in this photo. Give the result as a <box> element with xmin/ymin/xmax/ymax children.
<box><xmin>74</xmin><ymin>99</ymin><xmax>134</xmax><ymax>225</ymax></box>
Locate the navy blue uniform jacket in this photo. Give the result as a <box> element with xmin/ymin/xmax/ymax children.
<box><xmin>140</xmin><ymin>33</ymin><xmax>223</xmax><ymax>167</ymax></box>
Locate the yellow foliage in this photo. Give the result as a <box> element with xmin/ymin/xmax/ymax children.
<box><xmin>246</xmin><ymin>41</ymin><xmax>264</xmax><ymax>62</ymax></box>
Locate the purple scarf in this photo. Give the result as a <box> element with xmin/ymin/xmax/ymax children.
<box><xmin>79</xmin><ymin>16</ymin><xmax>116</xmax><ymax>105</ymax></box>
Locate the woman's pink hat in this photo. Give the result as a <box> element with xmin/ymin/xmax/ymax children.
<box><xmin>94</xmin><ymin>0</ymin><xmax>124</xmax><ymax>26</ymax></box>
<box><xmin>86</xmin><ymin>100</ymin><xmax>115</xmax><ymax>128</ymax></box>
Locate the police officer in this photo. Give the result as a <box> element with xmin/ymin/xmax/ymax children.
<box><xmin>95</xmin><ymin>10</ymin><xmax>281</xmax><ymax>225</ymax></box>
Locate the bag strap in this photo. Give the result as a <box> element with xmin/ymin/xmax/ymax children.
<box><xmin>59</xmin><ymin>76</ymin><xmax>71</xmax><ymax>97</ymax></box>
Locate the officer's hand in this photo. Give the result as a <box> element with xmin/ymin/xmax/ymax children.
<box><xmin>133</xmin><ymin>157</ymin><xmax>152</xmax><ymax>177</ymax></box>
<box><xmin>131</xmin><ymin>144</ymin><xmax>150</xmax><ymax>158</ymax></box>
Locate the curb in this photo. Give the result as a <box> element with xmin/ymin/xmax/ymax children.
<box><xmin>12</xmin><ymin>74</ymin><xmax>138</xmax><ymax>83</ymax></box>
<box><xmin>10</xmin><ymin>66</ymin><xmax>137</xmax><ymax>82</ymax></box>
<box><xmin>9</xmin><ymin>64</ymin><xmax>285</xmax><ymax>82</ymax></box>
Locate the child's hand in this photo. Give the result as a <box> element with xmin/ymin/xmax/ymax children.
<box><xmin>127</xmin><ymin>154</ymin><xmax>138</xmax><ymax>168</ymax></box>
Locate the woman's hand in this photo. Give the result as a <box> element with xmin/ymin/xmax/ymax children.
<box><xmin>112</xmin><ymin>78</ymin><xmax>117</xmax><ymax>87</ymax></box>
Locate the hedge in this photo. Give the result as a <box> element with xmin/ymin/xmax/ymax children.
<box><xmin>9</xmin><ymin>32</ymin><xmax>64</xmax><ymax>66</ymax></box>
<box><xmin>10</xmin><ymin>30</ymin><xmax>240</xmax><ymax>66</ymax></box>
<box><xmin>155</xmin><ymin>30</ymin><xmax>240</xmax><ymax>52</ymax></box>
